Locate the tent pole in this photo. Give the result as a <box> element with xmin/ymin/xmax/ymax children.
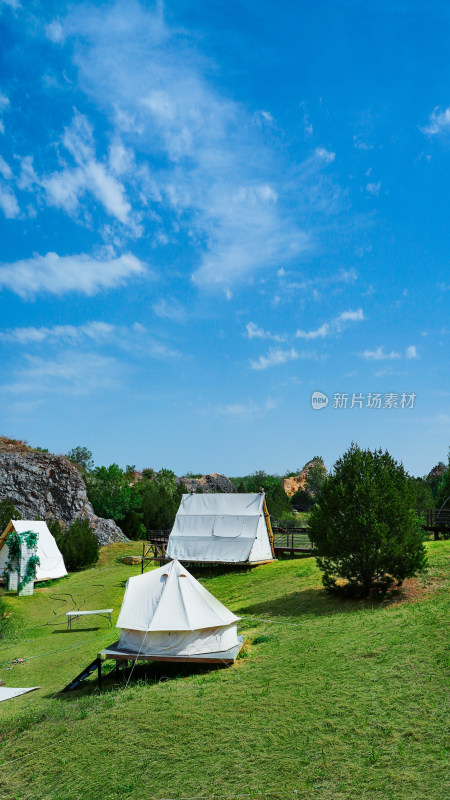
<box><xmin>263</xmin><ymin>499</ymin><xmax>275</xmax><ymax>558</ymax></box>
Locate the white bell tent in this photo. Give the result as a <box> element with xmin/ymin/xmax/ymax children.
<box><xmin>116</xmin><ymin>559</ymin><xmax>241</xmax><ymax>656</ymax></box>
<box><xmin>166</xmin><ymin>492</ymin><xmax>275</xmax><ymax>564</ymax></box>
<box><xmin>0</xmin><ymin>520</ymin><xmax>67</xmax><ymax>582</ymax></box>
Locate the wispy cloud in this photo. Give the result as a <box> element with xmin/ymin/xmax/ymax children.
<box><xmin>421</xmin><ymin>107</ymin><xmax>450</xmax><ymax>136</ymax></box>
<box><xmin>0</xmin><ymin>250</ymin><xmax>147</xmax><ymax>298</ymax></box>
<box><xmin>296</xmin><ymin>308</ymin><xmax>364</xmax><ymax>339</ymax></box>
<box><xmin>245</xmin><ymin>322</ymin><xmax>286</xmax><ymax>342</ymax></box>
<box><xmin>2</xmin><ymin>352</ymin><xmax>122</xmax><ymax>399</ymax></box>
<box><xmin>38</xmin><ymin>112</ymin><xmax>140</xmax><ymax>231</ymax></box>
<box><xmin>361</xmin><ymin>344</ymin><xmax>417</xmax><ymax>362</ymax></box>
<box><xmin>0</xmin><ymin>185</ymin><xmax>19</xmax><ymax>218</ymax></box>
<box><xmin>0</xmin><ymin>0</ymin><xmax>22</xmax><ymax>10</ymax></box>
<box><xmin>366</xmin><ymin>182</ymin><xmax>381</xmax><ymax>196</ymax></box>
<box><xmin>0</xmin><ymin>319</ymin><xmax>180</xmax><ymax>360</ymax></box>
<box><xmin>285</xmin><ymin>268</ymin><xmax>357</xmax><ymax>294</ymax></box>
<box><xmin>0</xmin><ymin>91</ymin><xmax>10</xmax><ymax>133</ymax></box>
<box><xmin>213</xmin><ymin>397</ymin><xmax>277</xmax><ymax>418</ymax></box>
<box><xmin>153</xmin><ymin>298</ymin><xmax>187</xmax><ymax>323</ymax></box>
<box><xmin>295</xmin><ymin>323</ymin><xmax>329</xmax><ymax>340</ymax></box>
<box><xmin>0</xmin><ymin>320</ymin><xmax>116</xmax><ymax>345</ymax></box>
<box><xmin>0</xmin><ymin>154</ymin><xmax>19</xmax><ymax>217</ymax></box>
<box><xmin>360</xmin><ymin>346</ymin><xmax>401</xmax><ymax>360</ymax></box>
<box><xmin>45</xmin><ymin>0</ymin><xmax>340</xmax><ymax>289</ymax></box>
<box><xmin>249</xmin><ymin>347</ymin><xmax>316</xmax><ymax>370</ymax></box>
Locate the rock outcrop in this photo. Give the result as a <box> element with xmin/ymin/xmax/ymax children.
<box><xmin>181</xmin><ymin>473</ymin><xmax>237</xmax><ymax>493</ymax></box>
<box><xmin>283</xmin><ymin>458</ymin><xmax>327</xmax><ymax>498</ymax></box>
<box><xmin>0</xmin><ymin>438</ymin><xmax>127</xmax><ymax>545</ymax></box>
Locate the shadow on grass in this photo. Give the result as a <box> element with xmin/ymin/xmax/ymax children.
<box><xmin>237</xmin><ymin>586</ymin><xmax>403</xmax><ymax>620</ymax></box>
<box><xmin>54</xmin><ymin>658</ymin><xmax>230</xmax><ymax>700</ymax></box>
<box><xmin>51</xmin><ymin>627</ymin><xmax>101</xmax><ymax>634</ymax></box>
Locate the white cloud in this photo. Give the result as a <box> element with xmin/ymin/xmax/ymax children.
<box><xmin>153</xmin><ymin>298</ymin><xmax>186</xmax><ymax>323</ymax></box>
<box><xmin>0</xmin><ymin>185</ymin><xmax>19</xmax><ymax>218</ymax></box>
<box><xmin>337</xmin><ymin>308</ymin><xmax>364</xmax><ymax>323</ymax></box>
<box><xmin>405</xmin><ymin>345</ymin><xmax>418</xmax><ymax>359</ymax></box>
<box><xmin>314</xmin><ymin>147</ymin><xmax>335</xmax><ymax>164</ymax></box>
<box><xmin>108</xmin><ymin>140</ymin><xmax>135</xmax><ymax>176</ymax></box>
<box><xmin>250</xmin><ymin>347</ymin><xmax>300</xmax><ymax>370</ymax></box>
<box><xmin>296</xmin><ymin>323</ymin><xmax>329</xmax><ymax>340</ymax></box>
<box><xmin>17</xmin><ymin>156</ymin><xmax>39</xmax><ymax>191</ymax></box>
<box><xmin>421</xmin><ymin>107</ymin><xmax>450</xmax><ymax>136</ymax></box>
<box><xmin>0</xmin><ymin>91</ymin><xmax>9</xmax><ymax>133</ymax></box>
<box><xmin>54</xmin><ymin>1</ymin><xmax>340</xmax><ymax>288</ymax></box>
<box><xmin>366</xmin><ymin>182</ymin><xmax>381</xmax><ymax>196</ymax></box>
<box><xmin>0</xmin><ymin>251</ymin><xmax>147</xmax><ymax>298</ymax></box>
<box><xmin>39</xmin><ymin>112</ymin><xmax>135</xmax><ymax>228</ymax></box>
<box><xmin>3</xmin><ymin>352</ymin><xmax>122</xmax><ymax>399</ymax></box>
<box><xmin>256</xmin><ymin>110</ymin><xmax>274</xmax><ymax>125</ymax></box>
<box><xmin>0</xmin><ymin>155</ymin><xmax>12</xmax><ymax>179</ymax></box>
<box><xmin>286</xmin><ymin>267</ymin><xmax>357</xmax><ymax>294</ymax></box>
<box><xmin>16</xmin><ymin>112</ymin><xmax>138</xmax><ymax>231</ymax></box>
<box><xmin>245</xmin><ymin>322</ymin><xmax>286</xmax><ymax>342</ymax></box>
<box><xmin>214</xmin><ymin>397</ymin><xmax>277</xmax><ymax>418</ymax></box>
<box><xmin>296</xmin><ymin>308</ymin><xmax>364</xmax><ymax>339</ymax></box>
<box><xmin>360</xmin><ymin>347</ymin><xmax>401</xmax><ymax>360</ymax></box>
<box><xmin>0</xmin><ymin>321</ymin><xmax>116</xmax><ymax>345</ymax></box>
<box><xmin>45</xmin><ymin>20</ymin><xmax>65</xmax><ymax>44</ymax></box>
<box><xmin>0</xmin><ymin>0</ymin><xmax>21</xmax><ymax>9</ymax></box>
<box><xmin>0</xmin><ymin>319</ymin><xmax>180</xmax><ymax>361</ymax></box>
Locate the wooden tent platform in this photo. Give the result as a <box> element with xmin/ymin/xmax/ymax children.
<box><xmin>96</xmin><ymin>636</ymin><xmax>244</xmax><ymax>684</ymax></box>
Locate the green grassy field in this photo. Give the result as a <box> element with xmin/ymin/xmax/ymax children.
<box><xmin>0</xmin><ymin>541</ymin><xmax>449</xmax><ymax>800</ymax></box>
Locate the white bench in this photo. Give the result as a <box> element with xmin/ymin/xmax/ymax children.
<box><xmin>66</xmin><ymin>609</ymin><xmax>113</xmax><ymax>630</ymax></box>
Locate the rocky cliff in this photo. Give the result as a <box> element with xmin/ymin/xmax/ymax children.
<box><xmin>0</xmin><ymin>438</ymin><xmax>126</xmax><ymax>545</ymax></box>
<box><xmin>181</xmin><ymin>473</ymin><xmax>237</xmax><ymax>493</ymax></box>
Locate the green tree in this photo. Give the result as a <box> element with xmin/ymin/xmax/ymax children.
<box><xmin>55</xmin><ymin>519</ymin><xmax>99</xmax><ymax>571</ymax></box>
<box><xmin>137</xmin><ymin>469</ymin><xmax>185</xmax><ymax>530</ymax></box>
<box><xmin>304</xmin><ymin>457</ymin><xmax>327</xmax><ymax>499</ymax></box>
<box><xmin>436</xmin><ymin>449</ymin><xmax>450</xmax><ymax>511</ymax></box>
<box><xmin>290</xmin><ymin>487</ymin><xmax>314</xmax><ymax>510</ymax></box>
<box><xmin>85</xmin><ymin>464</ymin><xmax>141</xmax><ymax>522</ymax></box>
<box><xmin>0</xmin><ymin>499</ymin><xmax>21</xmax><ymax>533</ymax></box>
<box><xmin>230</xmin><ymin>470</ymin><xmax>292</xmax><ymax>519</ymax></box>
<box><xmin>66</xmin><ymin>446</ymin><xmax>94</xmax><ymax>475</ymax></box>
<box><xmin>309</xmin><ymin>444</ymin><xmax>427</xmax><ymax>596</ymax></box>
<box><xmin>408</xmin><ymin>477</ymin><xmax>435</xmax><ymax>510</ymax></box>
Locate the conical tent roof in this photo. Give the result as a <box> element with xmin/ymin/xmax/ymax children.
<box><xmin>117</xmin><ymin>559</ymin><xmax>240</xmax><ymax>633</ymax></box>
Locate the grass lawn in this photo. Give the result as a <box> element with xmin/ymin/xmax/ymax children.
<box><xmin>0</xmin><ymin>541</ymin><xmax>449</xmax><ymax>800</ymax></box>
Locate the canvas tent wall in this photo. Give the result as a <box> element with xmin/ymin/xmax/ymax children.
<box><xmin>0</xmin><ymin>520</ymin><xmax>67</xmax><ymax>582</ymax></box>
<box><xmin>166</xmin><ymin>492</ymin><xmax>274</xmax><ymax>564</ymax></box>
<box><xmin>116</xmin><ymin>558</ymin><xmax>240</xmax><ymax>656</ymax></box>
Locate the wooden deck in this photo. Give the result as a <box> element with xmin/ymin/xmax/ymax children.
<box><xmin>272</xmin><ymin>527</ymin><xmax>314</xmax><ymax>556</ymax></box>
<box><xmin>418</xmin><ymin>508</ymin><xmax>450</xmax><ymax>538</ymax></box>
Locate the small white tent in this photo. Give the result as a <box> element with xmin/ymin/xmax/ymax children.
<box><xmin>0</xmin><ymin>520</ymin><xmax>67</xmax><ymax>582</ymax></box>
<box><xmin>166</xmin><ymin>492</ymin><xmax>274</xmax><ymax>564</ymax></box>
<box><xmin>116</xmin><ymin>559</ymin><xmax>241</xmax><ymax>656</ymax></box>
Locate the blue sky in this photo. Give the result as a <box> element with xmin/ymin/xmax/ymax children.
<box><xmin>0</xmin><ymin>0</ymin><xmax>448</xmax><ymax>476</ymax></box>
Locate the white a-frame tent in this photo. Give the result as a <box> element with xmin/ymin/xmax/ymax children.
<box><xmin>116</xmin><ymin>559</ymin><xmax>241</xmax><ymax>656</ymax></box>
<box><xmin>0</xmin><ymin>520</ymin><xmax>67</xmax><ymax>582</ymax></box>
<box><xmin>166</xmin><ymin>492</ymin><xmax>275</xmax><ymax>564</ymax></box>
